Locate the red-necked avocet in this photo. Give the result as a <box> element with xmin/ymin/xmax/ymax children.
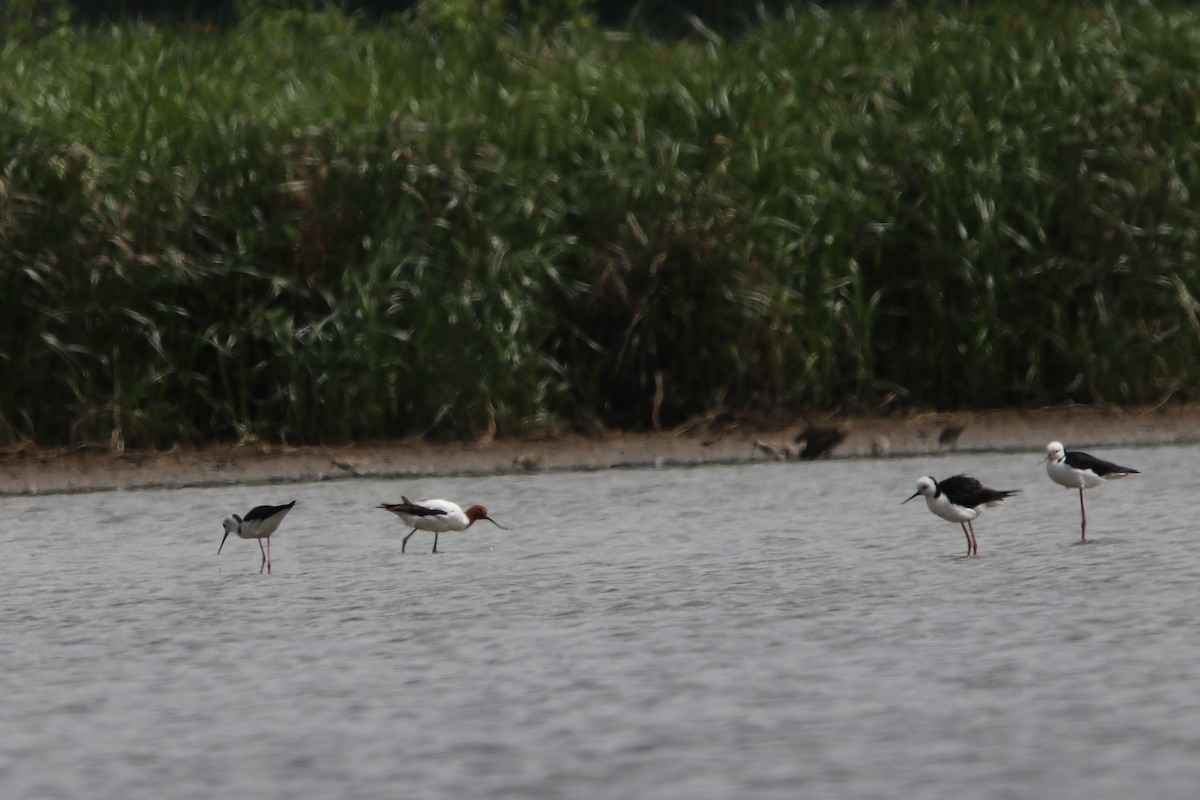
<box><xmin>219</xmin><ymin>501</ymin><xmax>296</xmax><ymax>574</ymax></box>
<box><xmin>378</xmin><ymin>496</ymin><xmax>508</xmax><ymax>553</ymax></box>
<box><xmin>903</xmin><ymin>475</ymin><xmax>1019</xmax><ymax>556</ymax></box>
<box><xmin>1043</xmin><ymin>441</ymin><xmax>1140</xmax><ymax>542</ymax></box>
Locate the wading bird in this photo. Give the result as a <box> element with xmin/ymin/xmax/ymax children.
<box><xmin>378</xmin><ymin>496</ymin><xmax>508</xmax><ymax>553</ymax></box>
<box><xmin>220</xmin><ymin>501</ymin><xmax>296</xmax><ymax>574</ymax></box>
<box><xmin>903</xmin><ymin>475</ymin><xmax>1019</xmax><ymax>555</ymax></box>
<box><xmin>1043</xmin><ymin>441</ymin><xmax>1140</xmax><ymax>542</ymax></box>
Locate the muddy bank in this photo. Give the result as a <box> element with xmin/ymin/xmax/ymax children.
<box><xmin>2</xmin><ymin>405</ymin><xmax>1197</xmax><ymax>496</ymax></box>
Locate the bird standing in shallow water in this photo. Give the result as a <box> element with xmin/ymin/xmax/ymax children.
<box><xmin>903</xmin><ymin>475</ymin><xmax>1019</xmax><ymax>555</ymax></box>
<box><xmin>1043</xmin><ymin>441</ymin><xmax>1139</xmax><ymax>542</ymax></box>
<box><xmin>220</xmin><ymin>501</ymin><xmax>296</xmax><ymax>574</ymax></box>
<box><xmin>378</xmin><ymin>496</ymin><xmax>508</xmax><ymax>553</ymax></box>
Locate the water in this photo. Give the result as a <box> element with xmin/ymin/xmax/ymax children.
<box><xmin>3</xmin><ymin>444</ymin><xmax>1199</xmax><ymax>799</ymax></box>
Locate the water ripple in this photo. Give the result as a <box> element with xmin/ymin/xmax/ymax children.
<box><xmin>1</xmin><ymin>445</ymin><xmax>1198</xmax><ymax>798</ymax></box>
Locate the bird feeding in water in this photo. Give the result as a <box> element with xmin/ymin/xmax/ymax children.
<box><xmin>378</xmin><ymin>497</ymin><xmax>508</xmax><ymax>553</ymax></box>
<box><xmin>903</xmin><ymin>475</ymin><xmax>1019</xmax><ymax>555</ymax></box>
<box><xmin>1043</xmin><ymin>441</ymin><xmax>1140</xmax><ymax>542</ymax></box>
<box><xmin>219</xmin><ymin>501</ymin><xmax>296</xmax><ymax>574</ymax></box>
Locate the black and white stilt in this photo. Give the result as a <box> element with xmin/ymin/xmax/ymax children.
<box><xmin>1043</xmin><ymin>441</ymin><xmax>1139</xmax><ymax>542</ymax></box>
<box><xmin>219</xmin><ymin>501</ymin><xmax>296</xmax><ymax>574</ymax></box>
<box><xmin>903</xmin><ymin>475</ymin><xmax>1019</xmax><ymax>555</ymax></box>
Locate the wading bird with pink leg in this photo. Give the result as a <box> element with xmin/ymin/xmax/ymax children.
<box><xmin>903</xmin><ymin>475</ymin><xmax>1018</xmax><ymax>556</ymax></box>
<box><xmin>378</xmin><ymin>496</ymin><xmax>508</xmax><ymax>553</ymax></box>
<box><xmin>1043</xmin><ymin>441</ymin><xmax>1139</xmax><ymax>542</ymax></box>
<box><xmin>219</xmin><ymin>501</ymin><xmax>296</xmax><ymax>574</ymax></box>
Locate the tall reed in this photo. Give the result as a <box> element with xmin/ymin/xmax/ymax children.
<box><xmin>2</xmin><ymin>4</ymin><xmax>1200</xmax><ymax>447</ymax></box>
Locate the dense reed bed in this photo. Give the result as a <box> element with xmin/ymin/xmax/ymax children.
<box><xmin>3</xmin><ymin>4</ymin><xmax>1200</xmax><ymax>447</ymax></box>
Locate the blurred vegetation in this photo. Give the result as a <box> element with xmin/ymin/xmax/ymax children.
<box><xmin>1</xmin><ymin>0</ymin><xmax>74</xmax><ymax>41</ymax></box>
<box><xmin>57</xmin><ymin>0</ymin><xmax>814</xmax><ymax>33</ymax></box>
<box><xmin>2</xmin><ymin>3</ymin><xmax>1200</xmax><ymax>447</ymax></box>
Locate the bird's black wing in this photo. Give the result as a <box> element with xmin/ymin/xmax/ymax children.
<box><xmin>938</xmin><ymin>475</ymin><xmax>1018</xmax><ymax>507</ymax></box>
<box><xmin>243</xmin><ymin>501</ymin><xmax>297</xmax><ymax>522</ymax></box>
<box><xmin>935</xmin><ymin>474</ymin><xmax>978</xmax><ymax>498</ymax></box>
<box><xmin>378</xmin><ymin>497</ymin><xmax>448</xmax><ymax>517</ymax></box>
<box><xmin>1065</xmin><ymin>450</ymin><xmax>1140</xmax><ymax>477</ymax></box>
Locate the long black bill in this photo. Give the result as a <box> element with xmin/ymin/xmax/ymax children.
<box><xmin>483</xmin><ymin>516</ymin><xmax>510</xmax><ymax>530</ymax></box>
<box><xmin>901</xmin><ymin>492</ymin><xmax>920</xmax><ymax>505</ymax></box>
<box><xmin>219</xmin><ymin>530</ymin><xmax>231</xmax><ymax>554</ymax></box>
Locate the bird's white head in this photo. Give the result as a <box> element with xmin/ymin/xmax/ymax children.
<box><xmin>218</xmin><ymin>514</ymin><xmax>241</xmax><ymax>554</ymax></box>
<box><xmin>902</xmin><ymin>476</ymin><xmax>937</xmax><ymax>504</ymax></box>
<box><xmin>1045</xmin><ymin>441</ymin><xmax>1066</xmax><ymax>463</ymax></box>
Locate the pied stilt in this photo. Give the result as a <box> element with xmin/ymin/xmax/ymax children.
<box><xmin>903</xmin><ymin>475</ymin><xmax>1019</xmax><ymax>555</ymax></box>
<box><xmin>220</xmin><ymin>501</ymin><xmax>296</xmax><ymax>574</ymax></box>
<box><xmin>1043</xmin><ymin>441</ymin><xmax>1139</xmax><ymax>542</ymax></box>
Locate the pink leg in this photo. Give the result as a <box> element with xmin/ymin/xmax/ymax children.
<box><xmin>961</xmin><ymin>523</ymin><xmax>972</xmax><ymax>556</ymax></box>
<box><xmin>259</xmin><ymin>538</ymin><xmax>267</xmax><ymax>574</ymax></box>
<box><xmin>1079</xmin><ymin>488</ymin><xmax>1087</xmax><ymax>542</ymax></box>
<box><xmin>266</xmin><ymin>536</ymin><xmax>271</xmax><ymax>574</ymax></box>
<box><xmin>968</xmin><ymin>520</ymin><xmax>978</xmax><ymax>555</ymax></box>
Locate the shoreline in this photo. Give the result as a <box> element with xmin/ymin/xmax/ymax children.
<box><xmin>2</xmin><ymin>405</ymin><xmax>1197</xmax><ymax>496</ymax></box>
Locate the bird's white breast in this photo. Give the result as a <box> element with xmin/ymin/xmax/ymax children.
<box><xmin>1046</xmin><ymin>459</ymin><xmax>1103</xmax><ymax>490</ymax></box>
<box><xmin>925</xmin><ymin>493</ymin><xmax>979</xmax><ymax>523</ymax></box>
<box><xmin>239</xmin><ymin>513</ymin><xmax>288</xmax><ymax>540</ymax></box>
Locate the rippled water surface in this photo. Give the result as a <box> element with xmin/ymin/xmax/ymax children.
<box><xmin>3</xmin><ymin>444</ymin><xmax>1200</xmax><ymax>799</ymax></box>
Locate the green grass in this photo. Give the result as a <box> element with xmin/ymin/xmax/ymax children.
<box><xmin>3</xmin><ymin>4</ymin><xmax>1200</xmax><ymax>447</ymax></box>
